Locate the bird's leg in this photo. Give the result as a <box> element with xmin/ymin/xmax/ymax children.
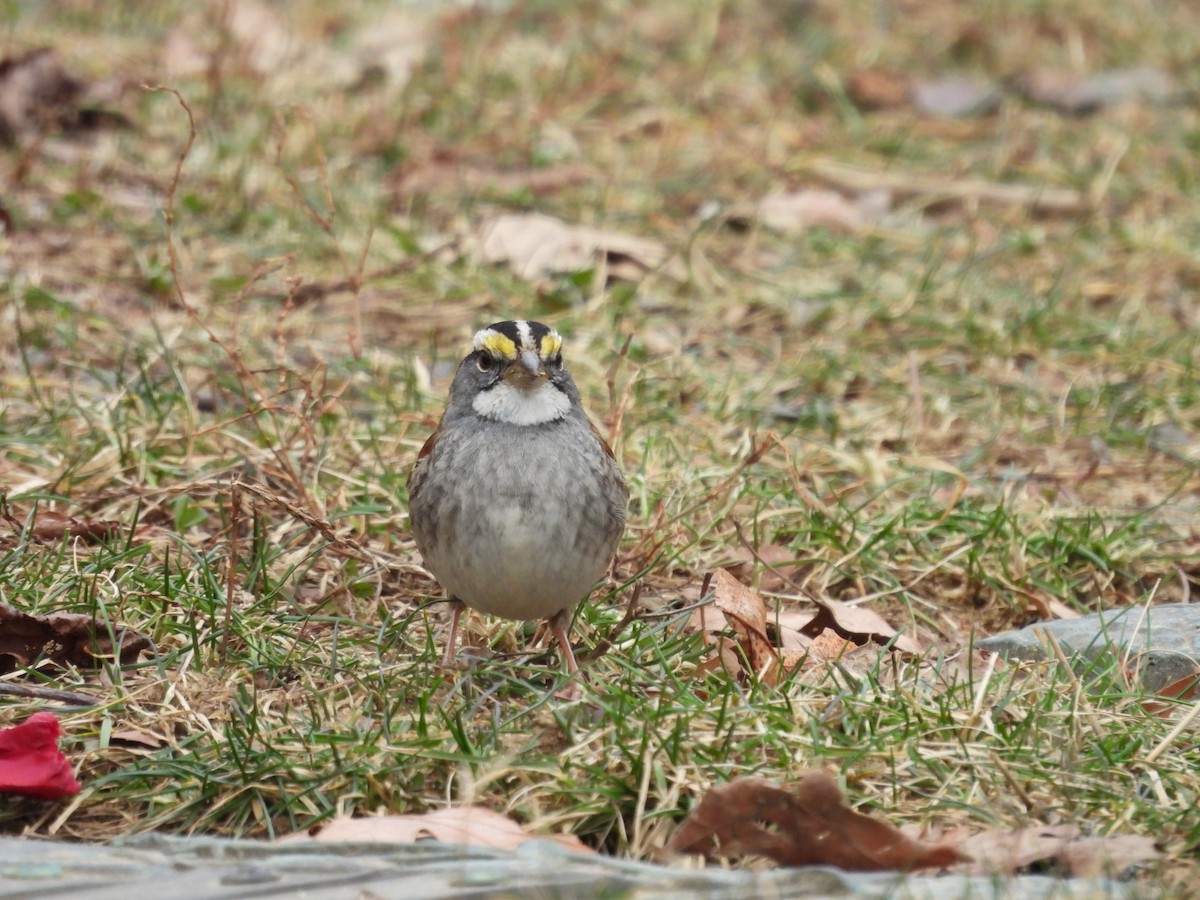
<box><xmin>549</xmin><ymin>609</ymin><xmax>582</xmax><ymax>701</ymax></box>
<box><xmin>548</xmin><ymin>607</ymin><xmax>580</xmax><ymax>681</ymax></box>
<box><xmin>441</xmin><ymin>598</ymin><xmax>466</xmax><ymax>666</ymax></box>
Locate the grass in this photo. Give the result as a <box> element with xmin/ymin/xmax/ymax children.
<box><xmin>1</xmin><ymin>0</ymin><xmax>1198</xmax><ymax>891</ymax></box>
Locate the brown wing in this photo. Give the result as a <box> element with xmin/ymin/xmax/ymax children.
<box><xmin>589</xmin><ymin>417</ymin><xmax>629</xmax><ymax>529</ymax></box>
<box><xmin>407</xmin><ymin>426</ymin><xmax>440</xmax><ymax>497</ymax></box>
<box><xmin>588</xmin><ymin>417</ymin><xmax>618</xmax><ymax>461</ymax></box>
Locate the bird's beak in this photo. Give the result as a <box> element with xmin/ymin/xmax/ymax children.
<box><xmin>504</xmin><ymin>349</ymin><xmax>546</xmax><ymax>389</ymax></box>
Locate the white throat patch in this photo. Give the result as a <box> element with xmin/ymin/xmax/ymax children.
<box><xmin>473</xmin><ymin>381</ymin><xmax>570</xmax><ymax>425</ymax></box>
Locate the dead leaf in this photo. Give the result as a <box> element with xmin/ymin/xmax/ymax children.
<box><xmin>284</xmin><ymin>808</ymin><xmax>592</xmax><ymax>855</ymax></box>
<box><xmin>393</xmin><ymin>160</ymin><xmax>595</xmax><ymax>202</ymax></box>
<box><xmin>1017</xmin><ymin>586</ymin><xmax>1080</xmax><ymax>621</ymax></box>
<box><xmin>0</xmin><ymin>601</ymin><xmax>152</xmax><ymax>674</ymax></box>
<box><xmin>1057</xmin><ymin>833</ymin><xmax>1162</xmax><ymax>878</ymax></box>
<box><xmin>770</xmin><ymin>606</ymin><xmax>818</xmax><ymax>651</ymax></box>
<box><xmin>723</xmin><ymin>543</ymin><xmax>800</xmax><ymax>593</ymax></box>
<box><xmin>846</xmin><ymin>68</ymin><xmax>911</xmax><ymax>110</ymax></box>
<box><xmin>17</xmin><ymin>509</ymin><xmax>122</xmax><ymax>544</ymax></box>
<box><xmin>0</xmin><ymin>48</ymin><xmax>129</xmax><ymax>145</ymax></box>
<box><xmin>808</xmin><ymin>627</ymin><xmax>857</xmax><ymax>661</ymax></box>
<box><xmin>1019</xmin><ymin>66</ymin><xmax>1177</xmax><ymax>115</ymax></box>
<box><xmin>752</xmin><ymin>189</ymin><xmax>884</xmax><ymax>235</ymax></box>
<box><xmin>1141</xmin><ymin>668</ymin><xmax>1200</xmax><ymax>718</ymax></box>
<box><xmin>955</xmin><ymin>825</ymin><xmax>1160</xmax><ymax>877</ymax></box>
<box><xmin>164</xmin><ymin>2</ymin><xmax>297</xmax><ymax>78</ymax></box>
<box><xmin>470</xmin><ymin>212</ymin><xmax>684</xmax><ymax>282</ymax></box>
<box><xmin>795</xmin><ymin>598</ymin><xmax>922</xmax><ymax>654</ymax></box>
<box><xmin>804</xmin><ymin>159</ymin><xmax>1087</xmax><ymax>215</ymax></box>
<box><xmin>912</xmin><ymin>75</ymin><xmax>1002</xmax><ymax>119</ymax></box>
<box><xmin>668</xmin><ymin>774</ymin><xmax>967</xmax><ymax>871</ymax></box>
<box><xmin>690</xmin><ymin>568</ymin><xmax>779</xmax><ymax>681</ymax></box>
<box><xmin>347</xmin><ymin>9</ymin><xmax>437</xmax><ymax>86</ymax></box>
<box><xmin>108</xmin><ymin>729</ymin><xmax>170</xmax><ymax>751</ymax></box>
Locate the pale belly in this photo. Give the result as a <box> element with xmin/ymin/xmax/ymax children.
<box><xmin>409</xmin><ymin>418</ymin><xmax>623</xmax><ymax>621</ymax></box>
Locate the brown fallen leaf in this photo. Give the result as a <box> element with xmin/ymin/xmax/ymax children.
<box><xmin>796</xmin><ymin>598</ymin><xmax>922</xmax><ymax>655</ymax></box>
<box><xmin>668</xmin><ymin>774</ymin><xmax>967</xmax><ymax>871</ymax></box>
<box><xmin>0</xmin><ymin>601</ymin><xmax>152</xmax><ymax>674</ymax></box>
<box><xmin>846</xmin><ymin>68</ymin><xmax>911</xmax><ymax>111</ymax></box>
<box><xmin>392</xmin><ymin>160</ymin><xmax>595</xmax><ymax>202</ymax></box>
<box><xmin>954</xmin><ymin>824</ymin><xmax>1161</xmax><ymax>877</ymax></box>
<box><xmin>0</xmin><ymin>47</ymin><xmax>130</xmax><ymax>145</ymax></box>
<box><xmin>722</xmin><ymin>543</ymin><xmax>799</xmax><ymax>593</ymax></box>
<box><xmin>770</xmin><ymin>606</ymin><xmax>818</xmax><ymax>651</ymax></box>
<box><xmin>803</xmin><ymin>159</ymin><xmax>1087</xmax><ymax>216</ymax></box>
<box><xmin>18</xmin><ymin>509</ymin><xmax>123</xmax><ymax>544</ymax></box>
<box><xmin>690</xmin><ymin>568</ymin><xmax>780</xmax><ymax>682</ymax></box>
<box><xmin>750</xmin><ymin>188</ymin><xmax>888</xmax><ymax>235</ymax></box>
<box><xmin>469</xmin><ymin>212</ymin><xmax>686</xmax><ymax>282</ymax></box>
<box><xmin>163</xmin><ymin>1</ymin><xmax>296</xmax><ymax>78</ymax></box>
<box><xmin>807</xmin><ymin>627</ymin><xmax>858</xmax><ymax>661</ymax></box>
<box><xmin>283</xmin><ymin>808</ymin><xmax>592</xmax><ymax>855</ymax></box>
<box><xmin>1057</xmin><ymin>833</ymin><xmax>1163</xmax><ymax>878</ymax></box>
<box><xmin>0</xmin><ymin>48</ymin><xmax>80</xmax><ymax>144</ymax></box>
<box><xmin>1141</xmin><ymin>668</ymin><xmax>1200</xmax><ymax>718</ymax></box>
<box><xmin>912</xmin><ymin>75</ymin><xmax>1002</xmax><ymax>119</ymax></box>
<box><xmin>1017</xmin><ymin>585</ymin><xmax>1080</xmax><ymax>622</ymax></box>
<box><xmin>109</xmin><ymin>728</ymin><xmax>171</xmax><ymax>751</ymax></box>
<box><xmin>1019</xmin><ymin>66</ymin><xmax>1176</xmax><ymax>115</ymax></box>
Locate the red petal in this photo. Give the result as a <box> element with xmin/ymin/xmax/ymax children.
<box><xmin>0</xmin><ymin>712</ymin><xmax>82</xmax><ymax>799</ymax></box>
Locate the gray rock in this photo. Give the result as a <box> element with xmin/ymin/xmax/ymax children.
<box><xmin>0</xmin><ymin>834</ymin><xmax>1156</xmax><ymax>899</ymax></box>
<box><xmin>976</xmin><ymin>603</ymin><xmax>1200</xmax><ymax>691</ymax></box>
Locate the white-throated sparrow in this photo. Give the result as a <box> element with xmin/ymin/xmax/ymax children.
<box><xmin>407</xmin><ymin>320</ymin><xmax>627</xmax><ymax>678</ymax></box>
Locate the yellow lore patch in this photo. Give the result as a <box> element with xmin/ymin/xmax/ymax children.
<box><xmin>474</xmin><ymin>329</ymin><xmax>518</xmax><ymax>360</ymax></box>
<box><xmin>539</xmin><ymin>332</ymin><xmax>562</xmax><ymax>357</ymax></box>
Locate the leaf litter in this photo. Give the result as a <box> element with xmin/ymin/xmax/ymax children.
<box><xmin>668</xmin><ymin>774</ymin><xmax>966</xmax><ymax>871</ymax></box>
<box><xmin>469</xmin><ymin>211</ymin><xmax>687</xmax><ymax>283</ymax></box>
<box><xmin>689</xmin><ymin>567</ymin><xmax>921</xmax><ymax>684</ymax></box>
<box><xmin>0</xmin><ymin>601</ymin><xmax>152</xmax><ymax>674</ymax></box>
<box><xmin>286</xmin><ymin>807</ymin><xmax>592</xmax><ymax>855</ymax></box>
<box><xmin>0</xmin><ymin>47</ymin><xmax>129</xmax><ymax>146</ymax></box>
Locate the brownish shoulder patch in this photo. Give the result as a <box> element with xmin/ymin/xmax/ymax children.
<box><xmin>588</xmin><ymin>418</ymin><xmax>617</xmax><ymax>460</ymax></box>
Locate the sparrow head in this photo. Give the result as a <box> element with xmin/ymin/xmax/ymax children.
<box><xmin>452</xmin><ymin>320</ymin><xmax>576</xmax><ymax>425</ymax></box>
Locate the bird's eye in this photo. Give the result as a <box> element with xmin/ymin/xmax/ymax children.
<box><xmin>476</xmin><ymin>355</ymin><xmax>496</xmax><ymax>373</ymax></box>
<box><xmin>547</xmin><ymin>354</ymin><xmax>563</xmax><ymax>369</ymax></box>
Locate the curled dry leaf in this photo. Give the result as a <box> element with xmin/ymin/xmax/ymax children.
<box><xmin>164</xmin><ymin>1</ymin><xmax>296</xmax><ymax>78</ymax></box>
<box><xmin>20</xmin><ymin>509</ymin><xmax>123</xmax><ymax>544</ymax></box>
<box><xmin>807</xmin><ymin>627</ymin><xmax>858</xmax><ymax>661</ymax></box>
<box><xmin>1019</xmin><ymin>66</ymin><xmax>1176</xmax><ymax>115</ymax></box>
<box><xmin>0</xmin><ymin>47</ymin><xmax>130</xmax><ymax>145</ymax></box>
<box><xmin>0</xmin><ymin>47</ymin><xmax>80</xmax><ymax>144</ymax></box>
<box><xmin>795</xmin><ymin>598</ymin><xmax>922</xmax><ymax>655</ymax></box>
<box><xmin>690</xmin><ymin>572</ymin><xmax>919</xmax><ymax>684</ymax></box>
<box><xmin>0</xmin><ymin>601</ymin><xmax>152</xmax><ymax>674</ymax></box>
<box><xmin>284</xmin><ymin>808</ymin><xmax>592</xmax><ymax>855</ymax></box>
<box><xmin>1140</xmin><ymin>667</ymin><xmax>1200</xmax><ymax>718</ymax></box>
<box><xmin>690</xmin><ymin>568</ymin><xmax>781</xmax><ymax>682</ymax></box>
<box><xmin>470</xmin><ymin>212</ymin><xmax>685</xmax><ymax>282</ymax></box>
<box><xmin>954</xmin><ymin>824</ymin><xmax>1161</xmax><ymax>878</ymax></box>
<box><xmin>108</xmin><ymin>728</ymin><xmax>171</xmax><ymax>751</ymax></box>
<box><xmin>668</xmin><ymin>773</ymin><xmax>967</xmax><ymax>872</ymax></box>
<box><xmin>392</xmin><ymin>160</ymin><xmax>595</xmax><ymax>203</ymax></box>
<box><xmin>846</xmin><ymin>68</ymin><xmax>911</xmax><ymax>110</ymax></box>
<box><xmin>723</xmin><ymin>543</ymin><xmax>800</xmax><ymax>593</ymax></box>
<box><xmin>804</xmin><ymin>159</ymin><xmax>1087</xmax><ymax>216</ymax></box>
<box><xmin>912</xmin><ymin>75</ymin><xmax>1002</xmax><ymax>119</ymax></box>
<box><xmin>752</xmin><ymin>189</ymin><xmax>885</xmax><ymax>235</ymax></box>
